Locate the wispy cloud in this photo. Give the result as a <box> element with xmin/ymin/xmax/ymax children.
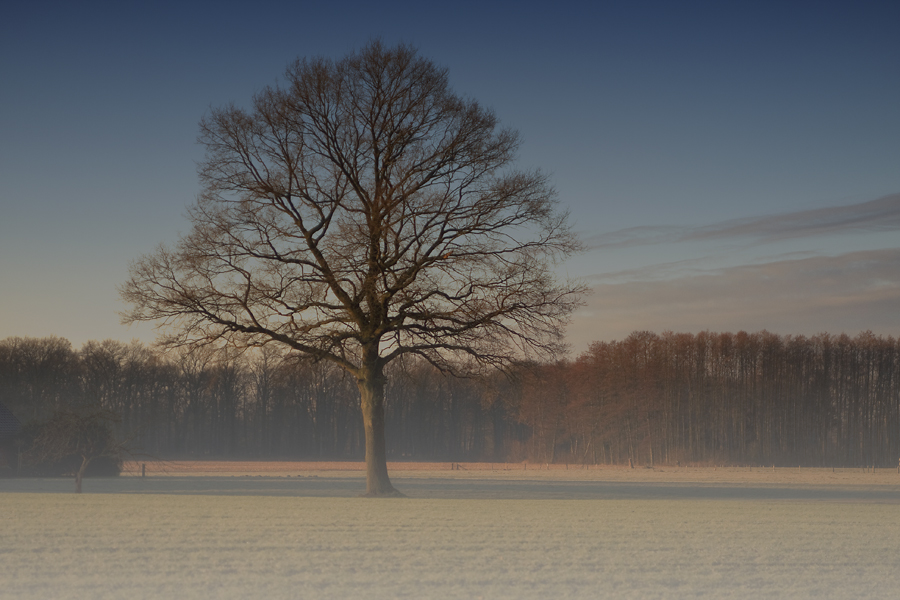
<box><xmin>587</xmin><ymin>250</ymin><xmax>822</xmax><ymax>284</ymax></box>
<box><xmin>569</xmin><ymin>247</ymin><xmax>900</xmax><ymax>347</ymax></box>
<box><xmin>585</xmin><ymin>193</ymin><xmax>900</xmax><ymax>249</ymax></box>
<box><xmin>568</xmin><ymin>193</ymin><xmax>900</xmax><ymax>349</ymax></box>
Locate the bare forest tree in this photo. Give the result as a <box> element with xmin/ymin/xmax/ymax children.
<box><xmin>120</xmin><ymin>42</ymin><xmax>583</xmax><ymax>495</ymax></box>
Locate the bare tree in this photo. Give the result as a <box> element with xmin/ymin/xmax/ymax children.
<box><xmin>121</xmin><ymin>41</ymin><xmax>583</xmax><ymax>496</ymax></box>
<box><xmin>24</xmin><ymin>409</ymin><xmax>126</xmax><ymax>493</ymax></box>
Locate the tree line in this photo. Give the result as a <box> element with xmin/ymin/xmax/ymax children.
<box><xmin>1</xmin><ymin>330</ymin><xmax>898</xmax><ymax>467</ymax></box>
<box><xmin>0</xmin><ymin>336</ymin><xmax>511</xmax><ymax>462</ymax></box>
<box><xmin>514</xmin><ymin>330</ymin><xmax>900</xmax><ymax>468</ymax></box>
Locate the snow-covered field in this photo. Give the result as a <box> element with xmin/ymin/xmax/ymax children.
<box><xmin>4</xmin><ymin>465</ymin><xmax>900</xmax><ymax>599</ymax></box>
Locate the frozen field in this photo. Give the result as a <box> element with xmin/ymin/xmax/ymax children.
<box><xmin>3</xmin><ymin>465</ymin><xmax>900</xmax><ymax>599</ymax></box>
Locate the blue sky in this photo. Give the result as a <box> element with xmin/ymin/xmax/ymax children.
<box><xmin>2</xmin><ymin>0</ymin><xmax>898</xmax><ymax>353</ymax></box>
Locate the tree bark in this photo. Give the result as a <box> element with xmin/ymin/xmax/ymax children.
<box><xmin>357</xmin><ymin>362</ymin><xmax>401</xmax><ymax>497</ymax></box>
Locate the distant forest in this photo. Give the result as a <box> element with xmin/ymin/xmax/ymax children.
<box><xmin>2</xmin><ymin>331</ymin><xmax>899</xmax><ymax>467</ymax></box>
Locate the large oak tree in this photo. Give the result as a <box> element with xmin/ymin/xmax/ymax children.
<box><xmin>121</xmin><ymin>41</ymin><xmax>583</xmax><ymax>495</ymax></box>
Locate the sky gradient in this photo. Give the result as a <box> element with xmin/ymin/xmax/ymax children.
<box><xmin>2</xmin><ymin>1</ymin><xmax>899</xmax><ymax>353</ymax></box>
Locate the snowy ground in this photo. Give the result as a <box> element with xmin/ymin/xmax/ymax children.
<box><xmin>3</xmin><ymin>465</ymin><xmax>900</xmax><ymax>599</ymax></box>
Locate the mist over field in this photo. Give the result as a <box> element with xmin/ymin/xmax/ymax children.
<box><xmin>4</xmin><ymin>331</ymin><xmax>900</xmax><ymax>470</ymax></box>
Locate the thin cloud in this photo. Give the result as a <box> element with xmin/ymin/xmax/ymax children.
<box><xmin>569</xmin><ymin>247</ymin><xmax>900</xmax><ymax>347</ymax></box>
<box><xmin>588</xmin><ymin>250</ymin><xmax>822</xmax><ymax>284</ymax></box>
<box><xmin>586</xmin><ymin>193</ymin><xmax>900</xmax><ymax>249</ymax></box>
<box><xmin>583</xmin><ymin>224</ymin><xmax>687</xmax><ymax>249</ymax></box>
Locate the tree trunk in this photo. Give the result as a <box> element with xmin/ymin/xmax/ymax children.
<box><xmin>357</xmin><ymin>362</ymin><xmax>401</xmax><ymax>497</ymax></box>
<box><xmin>75</xmin><ymin>456</ymin><xmax>90</xmax><ymax>494</ymax></box>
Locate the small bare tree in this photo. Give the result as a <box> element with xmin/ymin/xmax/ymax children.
<box><xmin>25</xmin><ymin>409</ymin><xmax>126</xmax><ymax>493</ymax></box>
<box><xmin>121</xmin><ymin>41</ymin><xmax>583</xmax><ymax>496</ymax></box>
